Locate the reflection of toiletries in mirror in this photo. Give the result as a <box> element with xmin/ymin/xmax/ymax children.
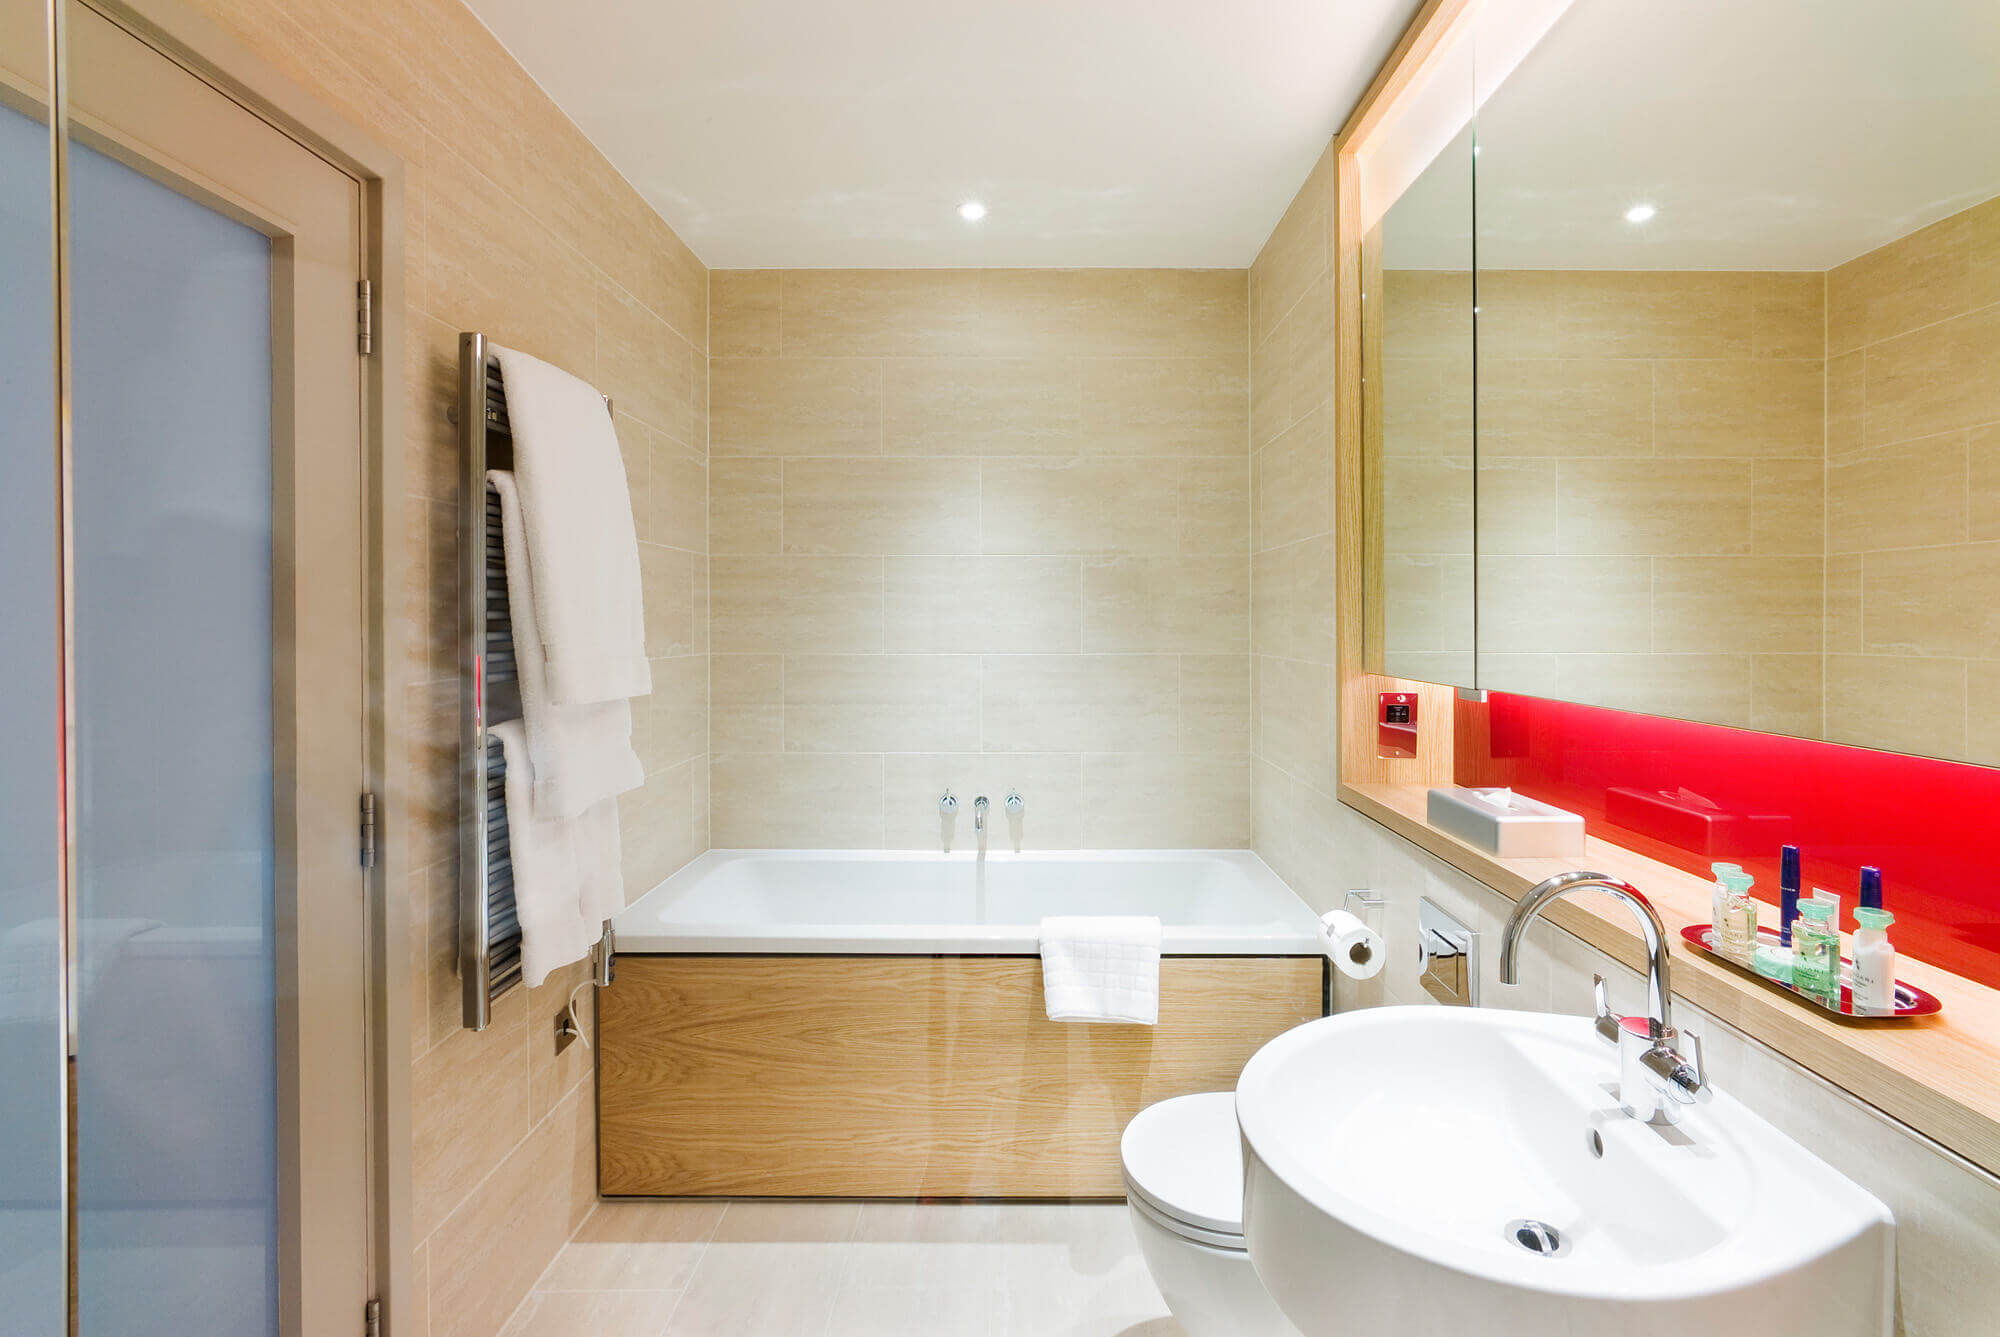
<box><xmin>1779</xmin><ymin>845</ymin><xmax>1801</xmax><ymax>945</ymax></box>
<box><xmin>1859</xmin><ymin>865</ymin><xmax>1883</xmax><ymax>912</ymax></box>
<box><xmin>1753</xmin><ymin>943</ymin><xmax>1795</xmax><ymax>985</ymax></box>
<box><xmin>1710</xmin><ymin>862</ymin><xmax>1743</xmax><ymax>946</ymax></box>
<box><xmin>1851</xmin><ymin>908</ymin><xmax>1897</xmax><ymax>1015</ymax></box>
<box><xmin>1791</xmin><ymin>901</ymin><xmax>1841</xmax><ymax>1005</ymax></box>
<box><xmin>1718</xmin><ymin>871</ymin><xmax>1759</xmax><ymax>965</ymax></box>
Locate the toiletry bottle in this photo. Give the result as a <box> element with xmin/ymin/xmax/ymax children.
<box><xmin>1851</xmin><ymin>908</ymin><xmax>1897</xmax><ymax>1015</ymax></box>
<box><xmin>1859</xmin><ymin>866</ymin><xmax>1884</xmax><ymax>913</ymax></box>
<box><xmin>1717</xmin><ymin>870</ymin><xmax>1759</xmax><ymax>966</ymax></box>
<box><xmin>1710</xmin><ymin>862</ymin><xmax>1743</xmax><ymax>948</ymax></box>
<box><xmin>1791</xmin><ymin>901</ymin><xmax>1841</xmax><ymax>1007</ymax></box>
<box><xmin>1779</xmin><ymin>845</ymin><xmax>1801</xmax><ymax>945</ymax></box>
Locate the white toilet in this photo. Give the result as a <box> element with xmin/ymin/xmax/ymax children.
<box><xmin>1121</xmin><ymin>1092</ymin><xmax>1301</xmax><ymax>1337</ymax></box>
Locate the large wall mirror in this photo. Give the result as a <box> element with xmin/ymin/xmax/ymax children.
<box><xmin>1368</xmin><ymin>0</ymin><xmax>2000</xmax><ymax>768</ymax></box>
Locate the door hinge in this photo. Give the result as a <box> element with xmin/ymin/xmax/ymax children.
<box><xmin>364</xmin><ymin>1298</ymin><xmax>381</xmax><ymax>1337</ymax></box>
<box><xmin>359</xmin><ymin>791</ymin><xmax>377</xmax><ymax>869</ymax></box>
<box><xmin>356</xmin><ymin>278</ymin><xmax>374</xmax><ymax>356</ymax></box>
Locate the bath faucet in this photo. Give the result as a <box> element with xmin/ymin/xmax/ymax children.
<box><xmin>973</xmin><ymin>795</ymin><xmax>989</xmax><ymax>833</ymax></box>
<box><xmin>1499</xmin><ymin>871</ymin><xmax>1712</xmax><ymax>1126</ymax></box>
<box><xmin>1005</xmin><ymin>790</ymin><xmax>1023</xmax><ymax>815</ymax></box>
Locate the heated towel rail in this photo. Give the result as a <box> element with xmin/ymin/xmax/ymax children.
<box><xmin>456</xmin><ymin>332</ymin><xmax>613</xmax><ymax>1030</ymax></box>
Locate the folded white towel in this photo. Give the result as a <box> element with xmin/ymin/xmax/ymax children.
<box><xmin>488</xmin><ymin>344</ymin><xmax>651</xmax><ymax>706</ymax></box>
<box><xmin>488</xmin><ymin>470</ymin><xmax>646</xmax><ymax>820</ymax></box>
<box><xmin>1039</xmin><ymin>915</ymin><xmax>1162</xmax><ymax>1025</ymax></box>
<box><xmin>491</xmin><ymin>719</ymin><xmax>626</xmax><ymax>988</ymax></box>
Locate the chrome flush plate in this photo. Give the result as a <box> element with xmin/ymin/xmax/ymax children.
<box><xmin>1418</xmin><ymin>897</ymin><xmax>1480</xmax><ymax>1007</ymax></box>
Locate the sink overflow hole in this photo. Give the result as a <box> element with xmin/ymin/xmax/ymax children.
<box><xmin>1587</xmin><ymin>1129</ymin><xmax>1604</xmax><ymax>1159</ymax></box>
<box><xmin>1505</xmin><ymin>1219</ymin><xmax>1566</xmax><ymax>1257</ymax></box>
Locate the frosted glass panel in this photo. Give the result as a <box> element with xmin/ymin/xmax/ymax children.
<box><xmin>68</xmin><ymin>135</ymin><xmax>277</xmax><ymax>1337</ymax></box>
<box><xmin>0</xmin><ymin>95</ymin><xmax>65</xmax><ymax>1337</ymax></box>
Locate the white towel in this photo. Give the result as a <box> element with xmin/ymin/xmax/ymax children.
<box><xmin>1039</xmin><ymin>916</ymin><xmax>1162</xmax><ymax>1025</ymax></box>
<box><xmin>488</xmin><ymin>344</ymin><xmax>651</xmax><ymax>706</ymax></box>
<box><xmin>491</xmin><ymin>719</ymin><xmax>626</xmax><ymax>988</ymax></box>
<box><xmin>488</xmin><ymin>470</ymin><xmax>646</xmax><ymax>820</ymax></box>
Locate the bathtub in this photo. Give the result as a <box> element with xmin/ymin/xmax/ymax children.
<box><xmin>610</xmin><ymin>848</ymin><xmax>1326</xmax><ymax>955</ymax></box>
<box><xmin>599</xmin><ymin>849</ymin><xmax>1330</xmax><ymax>1199</ymax></box>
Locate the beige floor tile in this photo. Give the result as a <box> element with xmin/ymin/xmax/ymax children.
<box><xmin>662</xmin><ymin>1242</ymin><xmax>848</xmax><ymax>1337</ymax></box>
<box><xmin>501</xmin><ymin>1289</ymin><xmax>678</xmax><ymax>1337</ymax></box>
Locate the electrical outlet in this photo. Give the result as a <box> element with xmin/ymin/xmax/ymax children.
<box><xmin>554</xmin><ymin>1010</ymin><xmax>580</xmax><ymax>1055</ymax></box>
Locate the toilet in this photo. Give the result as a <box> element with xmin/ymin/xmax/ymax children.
<box><xmin>1121</xmin><ymin>1092</ymin><xmax>1301</xmax><ymax>1337</ymax></box>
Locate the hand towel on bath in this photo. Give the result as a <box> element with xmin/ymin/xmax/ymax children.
<box><xmin>487</xmin><ymin>344</ymin><xmax>651</xmax><ymax>706</ymax></box>
<box><xmin>489</xmin><ymin>469</ymin><xmax>645</xmax><ymax>819</ymax></box>
<box><xmin>490</xmin><ymin>719</ymin><xmax>626</xmax><ymax>988</ymax></box>
<box><xmin>1039</xmin><ymin>916</ymin><xmax>1162</xmax><ymax>1025</ymax></box>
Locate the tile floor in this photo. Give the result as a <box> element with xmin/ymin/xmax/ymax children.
<box><xmin>499</xmin><ymin>1199</ymin><xmax>1184</xmax><ymax>1337</ymax></box>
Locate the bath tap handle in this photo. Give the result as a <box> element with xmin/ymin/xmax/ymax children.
<box><xmin>1005</xmin><ymin>790</ymin><xmax>1024</xmax><ymax>815</ymax></box>
<box><xmin>939</xmin><ymin>789</ymin><xmax>958</xmax><ymax>816</ymax></box>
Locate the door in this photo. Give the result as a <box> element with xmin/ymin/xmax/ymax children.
<box><xmin>0</xmin><ymin>2</ymin><xmax>373</xmax><ymax>1333</ymax></box>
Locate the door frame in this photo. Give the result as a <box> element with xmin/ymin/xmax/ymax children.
<box><xmin>76</xmin><ymin>0</ymin><xmax>413</xmax><ymax>1329</ymax></box>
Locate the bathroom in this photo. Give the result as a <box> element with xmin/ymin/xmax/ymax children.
<box><xmin>2</xmin><ymin>0</ymin><xmax>1997</xmax><ymax>1333</ymax></box>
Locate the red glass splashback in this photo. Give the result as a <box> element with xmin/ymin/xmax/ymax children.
<box><xmin>1455</xmin><ymin>692</ymin><xmax>2000</xmax><ymax>989</ymax></box>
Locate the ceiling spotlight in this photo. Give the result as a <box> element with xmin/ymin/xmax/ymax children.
<box><xmin>1624</xmin><ymin>203</ymin><xmax>1657</xmax><ymax>224</ymax></box>
<box><xmin>958</xmin><ymin>200</ymin><xmax>987</xmax><ymax>222</ymax></box>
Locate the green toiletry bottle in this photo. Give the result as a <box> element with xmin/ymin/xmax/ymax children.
<box><xmin>1791</xmin><ymin>900</ymin><xmax>1841</xmax><ymax>1006</ymax></box>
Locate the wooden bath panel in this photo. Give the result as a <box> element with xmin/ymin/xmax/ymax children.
<box><xmin>598</xmin><ymin>954</ymin><xmax>1326</xmax><ymax>1198</ymax></box>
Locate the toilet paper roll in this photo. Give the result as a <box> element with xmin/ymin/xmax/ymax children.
<box><xmin>1319</xmin><ymin>909</ymin><xmax>1386</xmax><ymax>980</ymax></box>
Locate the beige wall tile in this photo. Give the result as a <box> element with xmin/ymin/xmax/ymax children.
<box><xmin>1251</xmin><ymin>654</ymin><xmax>1334</xmax><ymax>794</ymax></box>
<box><xmin>1973</xmin><ymin>425</ymin><xmax>2000</xmax><ymax>542</ymax></box>
<box><xmin>412</xmin><ymin>990</ymin><xmax>529</xmax><ymax>1240</ymax></box>
<box><xmin>1825</xmin><ymin>655</ymin><xmax>1968</xmax><ymax>759</ymax></box>
<box><xmin>783</xmin><ymin>654</ymin><xmax>981</xmax><ymax>753</ymax></box>
<box><xmin>1475</xmin><ymin>458</ymin><xmax>1560</xmax><ymax>555</ymax></box>
<box><xmin>881</xmin><ymin>556</ymin><xmax>1082</xmax><ymax>654</ymax></box>
<box><xmin>639</xmin><ymin>542</ymin><xmax>701</xmax><ymax>657</ymax></box>
<box><xmin>1824</xmin><ymin>553</ymin><xmax>1863</xmax><ymax>654</ymax></box>
<box><xmin>1864</xmin><ymin>304</ymin><xmax>2000</xmax><ymax>447</ymax></box>
<box><xmin>1862</xmin><ymin>542</ymin><xmax>2000</xmax><ymax>660</ymax></box>
<box><xmin>1478</xmin><ymin>358</ymin><xmax>1653</xmax><ymax>457</ymax></box>
<box><xmin>1652</xmin><ymin>556</ymin><xmax>1824</xmax><ymax>654</ymax></box>
<box><xmin>710</xmin><ymin>754</ymin><xmax>887</xmax><ymax>847</ymax></box>
<box><xmin>1079</xmin><ymin>356</ymin><xmax>1248</xmax><ymax>457</ymax></box>
<box><xmin>979</xmin><ymin>269</ymin><xmax>1247</xmax><ymax>360</ymax></box>
<box><xmin>1254</xmin><ymin>401</ymin><xmax>1333</xmax><ymax>551</ymax></box>
<box><xmin>1653</xmin><ymin>359</ymin><xmax>1824</xmax><ymax>458</ymax></box>
<box><xmin>1556</xmin><ymin>653</ymin><xmax>1754</xmax><ymax>728</ymax></box>
<box><xmin>634</xmin><ymin>654</ymin><xmax>709</xmax><ymax>773</ymax></box>
<box><xmin>1827</xmin><ymin>433</ymin><xmax>1969</xmax><ymax>553</ymax></box>
<box><xmin>782</xmin><ymin>458</ymin><xmax>981</xmax><ymax>555</ymax></box>
<box><xmin>1180</xmin><ymin>654</ymin><xmax>1252</xmax><ymax>753</ymax></box>
<box><xmin>711</xmin><ymin>654</ymin><xmax>783</xmax><ymax>754</ymax></box>
<box><xmin>1750</xmin><ymin>654</ymin><xmax>1824</xmax><ymax>739</ymax></box>
<box><xmin>1751</xmin><ymin>460</ymin><xmax>1824</xmax><ymax>556</ymax></box>
<box><xmin>1751</xmin><ymin>273</ymin><xmax>1826</xmax><ymax>360</ymax></box>
<box><xmin>1250</xmin><ymin>535</ymin><xmax>1338</xmax><ymax>664</ymax></box>
<box><xmin>880</xmin><ymin>357</ymin><xmax>1080</xmax><ymax>455</ymax></box>
<box><xmin>617</xmin><ymin>760</ymin><xmax>704</xmax><ymax>896</ymax></box>
<box><xmin>1179</xmin><ymin>456</ymin><xmax>1252</xmax><ymax>554</ymax></box>
<box><xmin>1080</xmin><ymin>556</ymin><xmax>1248</xmax><ymax>653</ymax></box>
<box><xmin>1554</xmin><ymin>271</ymin><xmax>1753</xmax><ymax>359</ymax></box>
<box><xmin>1477</xmin><ymin>555</ymin><xmax>1651</xmax><ymax>653</ymax></box>
<box><xmin>1828</xmin><ymin>206</ymin><xmax>1985</xmax><ymax>355</ymax></box>
<box><xmin>1826</xmin><ymin>349</ymin><xmax>1865</xmax><ymax>459</ymax></box>
<box><xmin>1557</xmin><ymin>459</ymin><xmax>1753</xmax><ymax>555</ymax></box>
<box><xmin>1081</xmin><ymin>752</ymin><xmax>1253</xmax><ymax>847</ymax></box>
<box><xmin>650</xmin><ymin>446</ymin><xmax>706</xmax><ymax>553</ymax></box>
<box><xmin>981</xmin><ymin>655</ymin><xmax>1180</xmax><ymax>752</ymax></box>
<box><xmin>1970</xmin><ymin>662</ymin><xmax>2000</xmax><ymax>767</ymax></box>
<box><xmin>1473</xmin><ymin>270</ymin><xmax>1562</xmax><ymax>359</ymax></box>
<box><xmin>980</xmin><ymin>458</ymin><xmax>1180</xmax><ymax>555</ymax></box>
<box><xmin>612</xmin><ymin>413</ymin><xmax>653</xmax><ymax>545</ymax></box>
<box><xmin>1380</xmin><ymin>269</ymin><xmax>1474</xmax><ymax>360</ymax></box>
<box><xmin>710</xmin><ymin>356</ymin><xmax>882</xmax><ymax>456</ymax></box>
<box><xmin>779</xmin><ymin>269</ymin><xmax>985</xmax><ymax>355</ymax></box>
<box><xmin>1250</xmin><ymin>146</ymin><xmax>1331</xmax><ymax>349</ymax></box>
<box><xmin>595</xmin><ymin>276</ymin><xmax>692</xmax><ymax>439</ymax></box>
<box><xmin>711</xmin><ymin>555</ymin><xmax>884</xmax><ymax>652</ymax></box>
<box><xmin>1378</xmin><ymin>353</ymin><xmax>1474</xmax><ymax>457</ymax></box>
<box><xmin>711</xmin><ymin>270</ymin><xmax>781</xmax><ymax>357</ymax></box>
<box><xmin>709</xmin><ymin>458</ymin><xmax>782</xmax><ymax>554</ymax></box>
<box><xmin>1476</xmin><ymin>652</ymin><xmax>1561</xmax><ymax>699</ymax></box>
<box><xmin>1380</xmin><ymin>555</ymin><xmax>1475</xmax><ymax>656</ymax></box>
<box><xmin>1381</xmin><ymin>455</ymin><xmax>1473</xmax><ymax>556</ymax></box>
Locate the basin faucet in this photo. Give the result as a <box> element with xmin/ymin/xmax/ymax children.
<box><xmin>1499</xmin><ymin>871</ymin><xmax>1712</xmax><ymax>1126</ymax></box>
<box><xmin>973</xmin><ymin>795</ymin><xmax>989</xmax><ymax>834</ymax></box>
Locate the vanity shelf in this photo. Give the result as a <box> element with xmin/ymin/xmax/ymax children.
<box><xmin>1680</xmin><ymin>925</ymin><xmax>1942</xmax><ymax>1022</ymax></box>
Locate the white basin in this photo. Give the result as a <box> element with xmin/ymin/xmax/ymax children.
<box><xmin>1236</xmin><ymin>1007</ymin><xmax>1893</xmax><ymax>1337</ymax></box>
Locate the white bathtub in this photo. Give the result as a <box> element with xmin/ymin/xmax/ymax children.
<box><xmin>612</xmin><ymin>849</ymin><xmax>1324</xmax><ymax>955</ymax></box>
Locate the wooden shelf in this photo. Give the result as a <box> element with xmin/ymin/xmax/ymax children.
<box><xmin>1341</xmin><ymin>781</ymin><xmax>2000</xmax><ymax>1176</ymax></box>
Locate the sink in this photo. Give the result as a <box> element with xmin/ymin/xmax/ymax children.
<box><xmin>1426</xmin><ymin>786</ymin><xmax>1585</xmax><ymax>857</ymax></box>
<box><xmin>1236</xmin><ymin>1007</ymin><xmax>1893</xmax><ymax>1337</ymax></box>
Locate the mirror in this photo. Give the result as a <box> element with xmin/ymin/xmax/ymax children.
<box><xmin>1370</xmin><ymin>0</ymin><xmax>2000</xmax><ymax>767</ymax></box>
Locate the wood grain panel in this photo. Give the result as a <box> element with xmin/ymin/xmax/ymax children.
<box><xmin>598</xmin><ymin>955</ymin><xmax>1323</xmax><ymax>1197</ymax></box>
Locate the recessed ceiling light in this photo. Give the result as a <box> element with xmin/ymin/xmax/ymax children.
<box><xmin>1624</xmin><ymin>203</ymin><xmax>1657</xmax><ymax>224</ymax></box>
<box><xmin>958</xmin><ymin>200</ymin><xmax>987</xmax><ymax>222</ymax></box>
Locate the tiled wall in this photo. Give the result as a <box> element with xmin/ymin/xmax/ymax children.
<box><xmin>1382</xmin><ymin>267</ymin><xmax>1829</xmax><ymax>735</ymax></box>
<box><xmin>1252</xmin><ymin>145</ymin><xmax>2000</xmax><ymax>1337</ymax></box>
<box><xmin>1824</xmin><ymin>196</ymin><xmax>2000</xmax><ymax>764</ymax></box>
<box><xmin>706</xmin><ymin>269</ymin><xmax>1252</xmax><ymax>849</ymax></box>
<box><xmin>177</xmin><ymin>2</ymin><xmax>710</xmax><ymax>1334</ymax></box>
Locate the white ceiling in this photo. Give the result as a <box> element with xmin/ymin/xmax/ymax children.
<box><xmin>1385</xmin><ymin>0</ymin><xmax>2000</xmax><ymax>271</ymax></box>
<box><xmin>463</xmin><ymin>0</ymin><xmax>1423</xmax><ymax>269</ymax></box>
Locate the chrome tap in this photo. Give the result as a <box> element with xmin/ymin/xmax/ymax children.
<box><xmin>973</xmin><ymin>795</ymin><xmax>989</xmax><ymax>834</ymax></box>
<box><xmin>1499</xmin><ymin>871</ymin><xmax>1713</xmax><ymax>1126</ymax></box>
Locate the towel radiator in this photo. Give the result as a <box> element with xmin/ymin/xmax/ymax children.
<box><xmin>456</xmin><ymin>332</ymin><xmax>614</xmax><ymax>1030</ymax></box>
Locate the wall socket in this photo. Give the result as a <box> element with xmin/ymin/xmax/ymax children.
<box><xmin>554</xmin><ymin>1009</ymin><xmax>582</xmax><ymax>1055</ymax></box>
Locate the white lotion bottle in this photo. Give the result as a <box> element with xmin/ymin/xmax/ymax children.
<box><xmin>1850</xmin><ymin>907</ymin><xmax>1897</xmax><ymax>1015</ymax></box>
